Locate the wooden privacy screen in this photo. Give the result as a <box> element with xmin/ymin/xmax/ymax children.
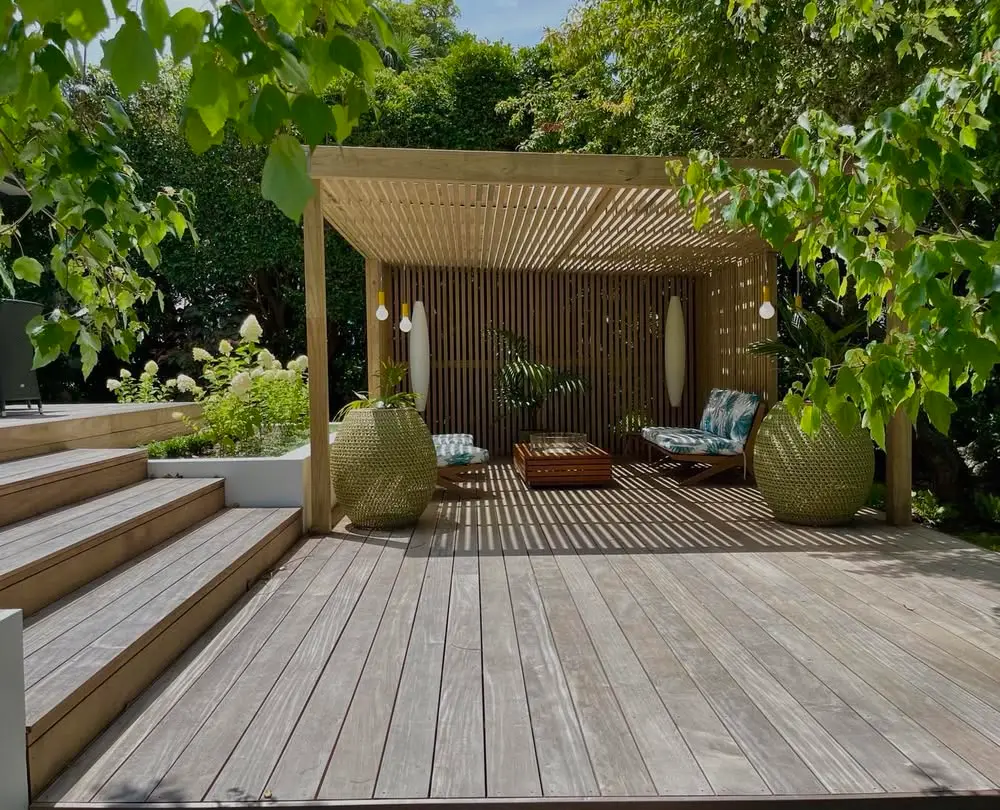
<box><xmin>389</xmin><ymin>267</ymin><xmax>701</xmax><ymax>457</ymax></box>
<box><xmin>695</xmin><ymin>253</ymin><xmax>779</xmax><ymax>409</ymax></box>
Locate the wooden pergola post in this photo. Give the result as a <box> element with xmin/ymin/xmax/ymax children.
<box><xmin>304</xmin><ymin>180</ymin><xmax>332</xmax><ymax>533</ymax></box>
<box><xmin>364</xmin><ymin>258</ymin><xmax>392</xmax><ymax>395</ymax></box>
<box><xmin>884</xmin><ymin>306</ymin><xmax>912</xmax><ymax>525</ymax></box>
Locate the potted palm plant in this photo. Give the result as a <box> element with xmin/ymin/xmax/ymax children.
<box><xmin>330</xmin><ymin>361</ymin><xmax>437</xmax><ymax>529</ymax></box>
<box><xmin>489</xmin><ymin>329</ymin><xmax>587</xmax><ymax>442</ymax></box>
<box><xmin>749</xmin><ymin>297</ymin><xmax>876</xmax><ymax>525</ymax></box>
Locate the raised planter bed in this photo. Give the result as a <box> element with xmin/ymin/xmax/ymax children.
<box><xmin>147</xmin><ymin>426</ymin><xmax>339</xmax><ymax>528</ymax></box>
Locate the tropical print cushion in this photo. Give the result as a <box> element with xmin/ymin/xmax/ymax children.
<box><xmin>640</xmin><ymin>426</ymin><xmax>742</xmax><ymax>456</ymax></box>
<box><xmin>698</xmin><ymin>388</ymin><xmax>760</xmax><ymax>446</ymax></box>
<box><xmin>432</xmin><ymin>434</ymin><xmax>489</xmax><ymax>467</ymax></box>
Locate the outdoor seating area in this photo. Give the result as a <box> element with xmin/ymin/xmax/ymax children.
<box><xmin>36</xmin><ymin>462</ymin><xmax>1000</xmax><ymax>805</ymax></box>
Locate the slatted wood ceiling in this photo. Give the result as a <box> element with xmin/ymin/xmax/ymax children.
<box><xmin>312</xmin><ymin>147</ymin><xmax>779</xmax><ymax>456</ymax></box>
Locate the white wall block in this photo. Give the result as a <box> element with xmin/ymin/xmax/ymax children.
<box><xmin>0</xmin><ymin>609</ymin><xmax>28</xmax><ymax>810</ymax></box>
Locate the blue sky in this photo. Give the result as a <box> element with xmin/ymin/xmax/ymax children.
<box><xmin>454</xmin><ymin>0</ymin><xmax>573</xmax><ymax>46</ymax></box>
<box><xmin>156</xmin><ymin>1</ymin><xmax>572</xmax><ymax>47</ymax></box>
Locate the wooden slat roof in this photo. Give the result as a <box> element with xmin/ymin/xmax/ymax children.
<box><xmin>310</xmin><ymin>147</ymin><xmax>787</xmax><ymax>274</ymax></box>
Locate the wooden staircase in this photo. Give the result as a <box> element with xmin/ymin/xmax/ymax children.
<box><xmin>0</xmin><ymin>448</ymin><xmax>302</xmax><ymax>798</ymax></box>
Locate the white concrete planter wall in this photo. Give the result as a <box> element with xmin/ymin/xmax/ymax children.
<box><xmin>0</xmin><ymin>609</ymin><xmax>28</xmax><ymax>810</ymax></box>
<box><xmin>148</xmin><ymin>427</ymin><xmax>338</xmax><ymax>528</ymax></box>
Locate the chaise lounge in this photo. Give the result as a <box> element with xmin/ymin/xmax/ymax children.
<box><xmin>640</xmin><ymin>388</ymin><xmax>764</xmax><ymax>485</ymax></box>
<box><xmin>433</xmin><ymin>433</ymin><xmax>489</xmax><ymax>496</ymax></box>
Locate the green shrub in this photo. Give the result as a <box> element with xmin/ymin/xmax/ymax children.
<box><xmin>867</xmin><ymin>482</ymin><xmax>886</xmax><ymax>510</ymax></box>
<box><xmin>147</xmin><ymin>434</ymin><xmax>214</xmax><ymax>459</ymax></box>
<box><xmin>139</xmin><ymin>314</ymin><xmax>310</xmax><ymax>458</ymax></box>
<box><xmin>973</xmin><ymin>491</ymin><xmax>1000</xmax><ymax>526</ymax></box>
<box><xmin>911</xmin><ymin>489</ymin><xmax>957</xmax><ymax>525</ymax></box>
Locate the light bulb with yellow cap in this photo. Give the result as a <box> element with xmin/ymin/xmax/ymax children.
<box><xmin>375</xmin><ymin>291</ymin><xmax>389</xmax><ymax>321</ymax></box>
<box><xmin>400</xmin><ymin>302</ymin><xmax>413</xmax><ymax>333</ymax></box>
<box><xmin>759</xmin><ymin>285</ymin><xmax>776</xmax><ymax>320</ymax></box>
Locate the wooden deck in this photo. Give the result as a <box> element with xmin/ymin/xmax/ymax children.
<box><xmin>38</xmin><ymin>462</ymin><xmax>1000</xmax><ymax>807</ymax></box>
<box><xmin>0</xmin><ymin>403</ymin><xmax>196</xmax><ymax>462</ymax></box>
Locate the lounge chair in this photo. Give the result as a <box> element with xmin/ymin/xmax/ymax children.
<box><xmin>433</xmin><ymin>433</ymin><xmax>489</xmax><ymax>496</ymax></box>
<box><xmin>640</xmin><ymin>388</ymin><xmax>764</xmax><ymax>485</ymax></box>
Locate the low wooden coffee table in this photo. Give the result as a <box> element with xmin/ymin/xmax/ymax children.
<box><xmin>514</xmin><ymin>441</ymin><xmax>612</xmax><ymax>487</ymax></box>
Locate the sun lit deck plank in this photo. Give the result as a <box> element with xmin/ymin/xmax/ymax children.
<box><xmin>716</xmin><ymin>553</ymin><xmax>1000</xmax><ymax>785</ymax></box>
<box><xmin>375</xmin><ymin>505</ymin><xmax>453</xmax><ymax>798</ymax></box>
<box><xmin>551</xmin><ymin>535</ymin><xmax>712</xmax><ymax>796</ymax></box>
<box><xmin>774</xmin><ymin>553</ymin><xmax>1000</xmax><ymax>699</ymax></box>
<box><xmin>644</xmin><ymin>556</ymin><xmax>882</xmax><ymax>794</ymax></box>
<box><xmin>685</xmin><ymin>552</ymin><xmax>996</xmax><ymax>792</ymax></box>
<box><xmin>203</xmin><ymin>528</ymin><xmax>378</xmax><ymax>801</ymax></box>
<box><xmin>579</xmin><ymin>553</ymin><xmax>768</xmax><ymax>795</ymax></box>
<box><xmin>665</xmin><ymin>554</ymin><xmax>933</xmax><ymax>793</ymax></box>
<box><xmin>608</xmin><ymin>554</ymin><xmax>825</xmax><ymax>795</ymax></box>
<box><xmin>431</xmin><ymin>515</ymin><xmax>485</xmax><ymax>798</ymax></box>
<box><xmin>529</xmin><ymin>552</ymin><xmax>656</xmax><ymax>796</ymax></box>
<box><xmin>478</xmin><ymin>519</ymin><xmax>542</xmax><ymax>798</ymax></box>
<box><xmin>798</xmin><ymin>548</ymin><xmax>1000</xmax><ymax>669</ymax></box>
<box><xmin>501</xmin><ymin>521</ymin><xmax>598</xmax><ymax>797</ymax></box>
<box><xmin>142</xmin><ymin>533</ymin><xmax>352</xmax><ymax>802</ymax></box>
<box><xmin>318</xmin><ymin>518</ymin><xmax>435</xmax><ymax>799</ymax></box>
<box><xmin>753</xmin><ymin>554</ymin><xmax>1000</xmax><ymax>747</ymax></box>
<box><xmin>264</xmin><ymin>525</ymin><xmax>411</xmax><ymax>800</ymax></box>
<box><xmin>38</xmin><ymin>537</ymin><xmax>325</xmax><ymax>804</ymax></box>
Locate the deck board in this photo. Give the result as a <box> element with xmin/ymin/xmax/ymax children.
<box><xmin>40</xmin><ymin>462</ymin><xmax>1000</xmax><ymax>806</ymax></box>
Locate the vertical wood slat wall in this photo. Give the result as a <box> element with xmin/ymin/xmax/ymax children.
<box><xmin>695</xmin><ymin>252</ymin><xmax>778</xmax><ymax>409</ymax></box>
<box><xmin>388</xmin><ymin>267</ymin><xmax>699</xmax><ymax>457</ymax></box>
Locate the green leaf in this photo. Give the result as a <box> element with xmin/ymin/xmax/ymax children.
<box><xmin>800</xmin><ymin>403</ymin><xmax>822</xmax><ymax>436</ymax></box>
<box><xmin>830</xmin><ymin>399</ymin><xmax>859</xmax><ymax>434</ymax></box>
<box><xmin>959</xmin><ymin>126</ymin><xmax>976</xmax><ymax>149</ymax></box>
<box><xmin>251</xmin><ymin>84</ymin><xmax>290</xmax><ymax>142</ymax></box>
<box><xmin>142</xmin><ymin>0</ymin><xmax>171</xmax><ymax>50</ymax></box>
<box><xmin>183</xmin><ymin>107</ymin><xmax>225</xmax><ymax>154</ymax></box>
<box><xmin>101</xmin><ymin>14</ymin><xmax>158</xmax><ymax>96</ymax></box>
<box><xmin>62</xmin><ymin>0</ymin><xmax>109</xmax><ymax>43</ymax></box>
<box><xmin>803</xmin><ymin>2</ymin><xmax>818</xmax><ymax>23</ymax></box>
<box><xmin>189</xmin><ymin>64</ymin><xmax>231</xmax><ymax>135</ymax></box>
<box><xmin>331</xmin><ymin>104</ymin><xmax>351</xmax><ymax>143</ymax></box>
<box><xmin>168</xmin><ymin>8</ymin><xmax>207</xmax><ymax>62</ymax></box>
<box><xmin>35</xmin><ymin>44</ymin><xmax>74</xmax><ymax>87</ymax></box>
<box><xmin>329</xmin><ymin>35</ymin><xmax>365</xmax><ymax>79</ymax></box>
<box><xmin>261</xmin><ymin>134</ymin><xmax>314</xmax><ymax>221</ymax></box>
<box><xmin>28</xmin><ymin>320</ymin><xmax>64</xmax><ymax>369</ymax></box>
<box><xmin>291</xmin><ymin>93</ymin><xmax>334</xmax><ymax>147</ymax></box>
<box><xmin>259</xmin><ymin>0</ymin><xmax>304</xmax><ymax>31</ymax></box>
<box><xmin>12</xmin><ymin>256</ymin><xmax>43</xmax><ymax>285</ymax></box>
<box><xmin>897</xmin><ymin>187</ymin><xmax>932</xmax><ymax>229</ymax></box>
<box><xmin>0</xmin><ymin>261</ymin><xmax>14</xmax><ymax>297</ymax></box>
<box><xmin>78</xmin><ymin>329</ymin><xmax>101</xmax><ymax>378</ymax></box>
<box><xmin>923</xmin><ymin>389</ymin><xmax>957</xmax><ymax>435</ymax></box>
<box><xmin>966</xmin><ymin>337</ymin><xmax>1000</xmax><ymax>380</ymax></box>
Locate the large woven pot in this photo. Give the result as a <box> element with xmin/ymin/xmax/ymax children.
<box><xmin>754</xmin><ymin>403</ymin><xmax>874</xmax><ymax>526</ymax></box>
<box><xmin>330</xmin><ymin>408</ymin><xmax>437</xmax><ymax>529</ymax></box>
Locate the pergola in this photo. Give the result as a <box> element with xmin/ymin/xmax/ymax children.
<box><xmin>301</xmin><ymin>146</ymin><xmax>912</xmax><ymax>532</ymax></box>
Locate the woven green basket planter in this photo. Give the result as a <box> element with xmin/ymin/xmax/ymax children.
<box><xmin>330</xmin><ymin>408</ymin><xmax>437</xmax><ymax>529</ymax></box>
<box><xmin>754</xmin><ymin>403</ymin><xmax>874</xmax><ymax>526</ymax></box>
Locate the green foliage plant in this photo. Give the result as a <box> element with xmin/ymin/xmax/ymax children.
<box><xmin>106</xmin><ymin>359</ymin><xmax>174</xmax><ymax>403</ymax></box>
<box><xmin>336</xmin><ymin>359</ymin><xmax>418</xmax><ymax>418</ymax></box>
<box><xmin>137</xmin><ymin>314</ymin><xmax>310</xmax><ymax>456</ymax></box>
<box><xmin>672</xmin><ymin>2</ymin><xmax>1000</xmax><ymax>448</ymax></box>
<box><xmin>1</xmin><ymin>0</ymin><xmax>393</xmax><ymax>371</ymax></box>
<box><xmin>488</xmin><ymin>328</ymin><xmax>587</xmax><ymax>427</ymax></box>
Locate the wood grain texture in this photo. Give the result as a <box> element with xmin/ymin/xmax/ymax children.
<box><xmin>38</xmin><ymin>463</ymin><xmax>1000</xmax><ymax>805</ymax></box>
<box><xmin>1</xmin><ymin>478</ymin><xmax>224</xmax><ymax>617</ymax></box>
<box><xmin>304</xmin><ymin>177</ymin><xmax>331</xmax><ymax>533</ymax></box>
<box><xmin>0</xmin><ymin>449</ymin><xmax>146</xmax><ymax>528</ymax></box>
<box><xmin>26</xmin><ymin>508</ymin><xmax>301</xmax><ymax>797</ymax></box>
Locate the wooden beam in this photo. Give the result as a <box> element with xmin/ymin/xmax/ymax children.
<box><xmin>310</xmin><ymin>146</ymin><xmax>791</xmax><ymax>187</ymax></box>
<box><xmin>365</xmin><ymin>258</ymin><xmax>392</xmax><ymax>394</ymax></box>
<box><xmin>885</xmin><ymin>408</ymin><xmax>912</xmax><ymax>525</ymax></box>
<box><xmin>304</xmin><ymin>179</ymin><xmax>332</xmax><ymax>533</ymax></box>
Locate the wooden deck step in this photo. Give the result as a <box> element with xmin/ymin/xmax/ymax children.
<box><xmin>23</xmin><ymin>506</ymin><xmax>301</xmax><ymax>797</ymax></box>
<box><xmin>0</xmin><ymin>448</ymin><xmax>147</xmax><ymax>528</ymax></box>
<box><xmin>0</xmin><ymin>477</ymin><xmax>224</xmax><ymax>617</ymax></box>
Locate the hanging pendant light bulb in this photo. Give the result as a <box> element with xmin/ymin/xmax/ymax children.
<box><xmin>759</xmin><ymin>284</ymin><xmax>776</xmax><ymax>320</ymax></box>
<box><xmin>399</xmin><ymin>302</ymin><xmax>412</xmax><ymax>333</ymax></box>
<box><xmin>375</xmin><ymin>290</ymin><xmax>389</xmax><ymax>321</ymax></box>
<box><xmin>794</xmin><ymin>293</ymin><xmax>803</xmax><ymax>310</ymax></box>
